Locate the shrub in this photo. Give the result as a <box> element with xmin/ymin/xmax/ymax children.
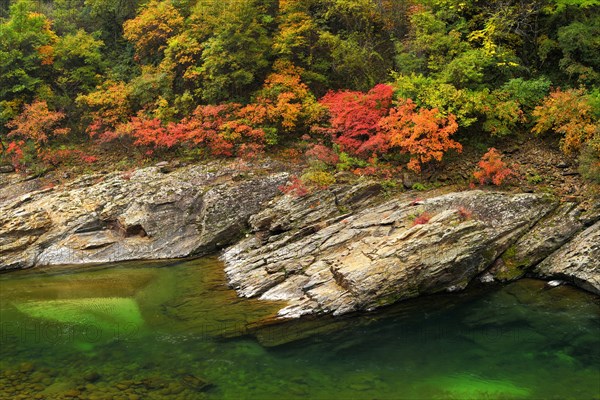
<box><xmin>301</xmin><ymin>170</ymin><xmax>336</xmax><ymax>188</ymax></box>
<box><xmin>411</xmin><ymin>182</ymin><xmax>427</xmax><ymax>191</ymax></box>
<box><xmin>5</xmin><ymin>101</ymin><xmax>70</xmax><ymax>169</ymax></box>
<box><xmin>412</xmin><ymin>212</ymin><xmax>432</xmax><ymax>226</ymax></box>
<box><xmin>305</xmin><ymin>144</ymin><xmax>339</xmax><ymax>166</ymax></box>
<box><xmin>39</xmin><ymin>148</ymin><xmax>98</xmax><ymax>167</ymax></box>
<box><xmin>526</xmin><ymin>173</ymin><xmax>543</xmax><ymax>184</ymax></box>
<box><xmin>379</xmin><ymin>99</ymin><xmax>462</xmax><ymax>172</ymax></box>
<box><xmin>532</xmin><ymin>88</ymin><xmax>598</xmax><ymax>155</ymax></box>
<box><xmin>109</xmin><ymin>104</ymin><xmax>268</xmax><ymax>158</ymax></box>
<box><xmin>317</xmin><ymin>84</ymin><xmax>394</xmax><ymax>156</ymax></box>
<box><xmin>336</xmin><ymin>150</ymin><xmax>368</xmax><ymax>171</ymax></box>
<box><xmin>279</xmin><ymin>175</ymin><xmax>310</xmax><ymax>197</ymax></box>
<box><xmin>473</xmin><ymin>148</ymin><xmax>515</xmax><ymax>186</ymax></box>
<box><xmin>457</xmin><ymin>206</ymin><xmax>472</xmax><ymax>221</ymax></box>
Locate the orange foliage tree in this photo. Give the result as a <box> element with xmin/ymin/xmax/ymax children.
<box><xmin>111</xmin><ymin>104</ymin><xmax>267</xmax><ymax>158</ymax></box>
<box><xmin>6</xmin><ymin>100</ymin><xmax>69</xmax><ymax>145</ymax></box>
<box><xmin>532</xmin><ymin>88</ymin><xmax>598</xmax><ymax>155</ymax></box>
<box><xmin>379</xmin><ymin>99</ymin><xmax>461</xmax><ymax>172</ymax></box>
<box><xmin>123</xmin><ymin>0</ymin><xmax>184</xmax><ymax>63</ymax></box>
<box><xmin>185</xmin><ymin>103</ymin><xmax>265</xmax><ymax>157</ymax></box>
<box><xmin>77</xmin><ymin>81</ymin><xmax>132</xmax><ymax>143</ymax></box>
<box><xmin>472</xmin><ymin>148</ymin><xmax>515</xmax><ymax>185</ymax></box>
<box><xmin>5</xmin><ymin>100</ymin><xmax>69</xmax><ymax>167</ymax></box>
<box><xmin>235</xmin><ymin>60</ymin><xmax>324</xmax><ymax>144</ymax></box>
<box><xmin>117</xmin><ymin>114</ymin><xmax>173</xmax><ymax>154</ymax></box>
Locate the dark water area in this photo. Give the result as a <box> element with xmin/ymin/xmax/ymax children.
<box><xmin>1</xmin><ymin>258</ymin><xmax>599</xmax><ymax>399</ymax></box>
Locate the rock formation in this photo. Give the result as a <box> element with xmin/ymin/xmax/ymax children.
<box><xmin>223</xmin><ymin>190</ymin><xmax>568</xmax><ymax>318</ymax></box>
<box><xmin>0</xmin><ymin>162</ymin><xmax>288</xmax><ymax>270</ymax></box>
<box><xmin>1</xmin><ymin>164</ymin><xmax>598</xmax><ymax>317</ymax></box>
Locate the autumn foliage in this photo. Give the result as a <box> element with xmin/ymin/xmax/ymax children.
<box><xmin>123</xmin><ymin>0</ymin><xmax>184</xmax><ymax>62</ymax></box>
<box><xmin>236</xmin><ymin>61</ymin><xmax>324</xmax><ymax>143</ymax></box>
<box><xmin>379</xmin><ymin>99</ymin><xmax>461</xmax><ymax>172</ymax></box>
<box><xmin>305</xmin><ymin>144</ymin><xmax>340</xmax><ymax>165</ymax></box>
<box><xmin>2</xmin><ymin>0</ymin><xmax>599</xmax><ymax>190</ymax></box>
<box><xmin>111</xmin><ymin>104</ymin><xmax>267</xmax><ymax>157</ymax></box>
<box><xmin>4</xmin><ymin>100</ymin><xmax>70</xmax><ymax>167</ymax></box>
<box><xmin>315</xmin><ymin>84</ymin><xmax>462</xmax><ymax>172</ymax></box>
<box><xmin>77</xmin><ymin>81</ymin><xmax>132</xmax><ymax>143</ymax></box>
<box><xmin>532</xmin><ymin>88</ymin><xmax>598</xmax><ymax>155</ymax></box>
<box><xmin>6</xmin><ymin>100</ymin><xmax>69</xmax><ymax>145</ymax></box>
<box><xmin>279</xmin><ymin>175</ymin><xmax>310</xmax><ymax>197</ymax></box>
<box><xmin>412</xmin><ymin>212</ymin><xmax>432</xmax><ymax>226</ymax></box>
<box><xmin>472</xmin><ymin>148</ymin><xmax>515</xmax><ymax>186</ymax></box>
<box><xmin>318</xmin><ymin>84</ymin><xmax>394</xmax><ymax>156</ymax></box>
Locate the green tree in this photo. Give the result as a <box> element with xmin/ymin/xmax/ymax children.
<box><xmin>0</xmin><ymin>0</ymin><xmax>57</xmax><ymax>129</ymax></box>
<box><xmin>195</xmin><ymin>0</ymin><xmax>273</xmax><ymax>102</ymax></box>
<box><xmin>53</xmin><ymin>30</ymin><xmax>105</xmax><ymax>102</ymax></box>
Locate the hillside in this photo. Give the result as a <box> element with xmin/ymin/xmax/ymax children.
<box><xmin>0</xmin><ymin>0</ymin><xmax>598</xmax><ymax>193</ymax></box>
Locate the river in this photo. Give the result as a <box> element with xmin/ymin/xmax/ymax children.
<box><xmin>1</xmin><ymin>258</ymin><xmax>598</xmax><ymax>399</ymax></box>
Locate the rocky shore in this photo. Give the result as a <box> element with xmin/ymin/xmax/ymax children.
<box><xmin>0</xmin><ymin>161</ymin><xmax>289</xmax><ymax>270</ymax></box>
<box><xmin>1</xmin><ymin>161</ymin><xmax>598</xmax><ymax>319</ymax></box>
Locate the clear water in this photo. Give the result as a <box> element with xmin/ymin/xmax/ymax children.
<box><xmin>1</xmin><ymin>258</ymin><xmax>598</xmax><ymax>400</ymax></box>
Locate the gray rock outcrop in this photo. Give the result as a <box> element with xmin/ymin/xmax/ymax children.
<box><xmin>488</xmin><ymin>202</ymin><xmax>592</xmax><ymax>281</ymax></box>
<box><xmin>223</xmin><ymin>190</ymin><xmax>561</xmax><ymax>318</ymax></box>
<box><xmin>534</xmin><ymin>221</ymin><xmax>600</xmax><ymax>295</ymax></box>
<box><xmin>1</xmin><ymin>163</ymin><xmax>598</xmax><ymax>319</ymax></box>
<box><xmin>0</xmin><ymin>162</ymin><xmax>288</xmax><ymax>270</ymax></box>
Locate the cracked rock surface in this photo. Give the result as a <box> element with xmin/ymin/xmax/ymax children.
<box><xmin>2</xmin><ymin>164</ymin><xmax>598</xmax><ymax>318</ymax></box>
<box><xmin>223</xmin><ymin>190</ymin><xmax>569</xmax><ymax>318</ymax></box>
<box><xmin>0</xmin><ymin>162</ymin><xmax>288</xmax><ymax>270</ymax></box>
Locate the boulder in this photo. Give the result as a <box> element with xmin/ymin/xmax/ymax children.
<box><xmin>534</xmin><ymin>221</ymin><xmax>600</xmax><ymax>295</ymax></box>
<box><xmin>0</xmin><ymin>162</ymin><xmax>288</xmax><ymax>270</ymax></box>
<box><xmin>223</xmin><ymin>190</ymin><xmax>558</xmax><ymax>318</ymax></box>
<box><xmin>0</xmin><ymin>164</ymin><xmax>15</xmax><ymax>174</ymax></box>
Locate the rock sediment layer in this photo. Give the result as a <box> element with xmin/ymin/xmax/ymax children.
<box><xmin>223</xmin><ymin>190</ymin><xmax>565</xmax><ymax>318</ymax></box>
<box><xmin>1</xmin><ymin>165</ymin><xmax>598</xmax><ymax>317</ymax></box>
<box><xmin>0</xmin><ymin>163</ymin><xmax>288</xmax><ymax>270</ymax></box>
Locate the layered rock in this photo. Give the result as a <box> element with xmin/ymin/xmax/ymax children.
<box><xmin>533</xmin><ymin>221</ymin><xmax>600</xmax><ymax>295</ymax></box>
<box><xmin>223</xmin><ymin>190</ymin><xmax>560</xmax><ymax>318</ymax></box>
<box><xmin>0</xmin><ymin>162</ymin><xmax>288</xmax><ymax>270</ymax></box>
<box><xmin>2</xmin><ymin>163</ymin><xmax>598</xmax><ymax>319</ymax></box>
<box><xmin>490</xmin><ymin>201</ymin><xmax>600</xmax><ymax>281</ymax></box>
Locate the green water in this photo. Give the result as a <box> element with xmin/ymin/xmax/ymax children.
<box><xmin>1</xmin><ymin>258</ymin><xmax>598</xmax><ymax>400</ymax></box>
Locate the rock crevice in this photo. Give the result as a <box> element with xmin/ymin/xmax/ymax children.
<box><xmin>0</xmin><ymin>163</ymin><xmax>288</xmax><ymax>270</ymax></box>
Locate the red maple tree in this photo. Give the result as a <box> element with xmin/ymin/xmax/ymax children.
<box><xmin>318</xmin><ymin>84</ymin><xmax>394</xmax><ymax>156</ymax></box>
<box><xmin>472</xmin><ymin>148</ymin><xmax>515</xmax><ymax>185</ymax></box>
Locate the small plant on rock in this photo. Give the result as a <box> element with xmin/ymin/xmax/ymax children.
<box><xmin>457</xmin><ymin>206</ymin><xmax>473</xmax><ymax>221</ymax></box>
<box><xmin>301</xmin><ymin>170</ymin><xmax>336</xmax><ymax>189</ymax></box>
<box><xmin>279</xmin><ymin>176</ymin><xmax>310</xmax><ymax>197</ymax></box>
<box><xmin>412</xmin><ymin>212</ymin><xmax>432</xmax><ymax>226</ymax></box>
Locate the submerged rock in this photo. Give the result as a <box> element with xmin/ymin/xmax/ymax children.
<box><xmin>180</xmin><ymin>374</ymin><xmax>215</xmax><ymax>392</ymax></box>
<box><xmin>223</xmin><ymin>190</ymin><xmax>560</xmax><ymax>318</ymax></box>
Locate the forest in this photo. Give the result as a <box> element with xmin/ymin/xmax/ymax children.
<box><xmin>0</xmin><ymin>0</ymin><xmax>599</xmax><ymax>187</ymax></box>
